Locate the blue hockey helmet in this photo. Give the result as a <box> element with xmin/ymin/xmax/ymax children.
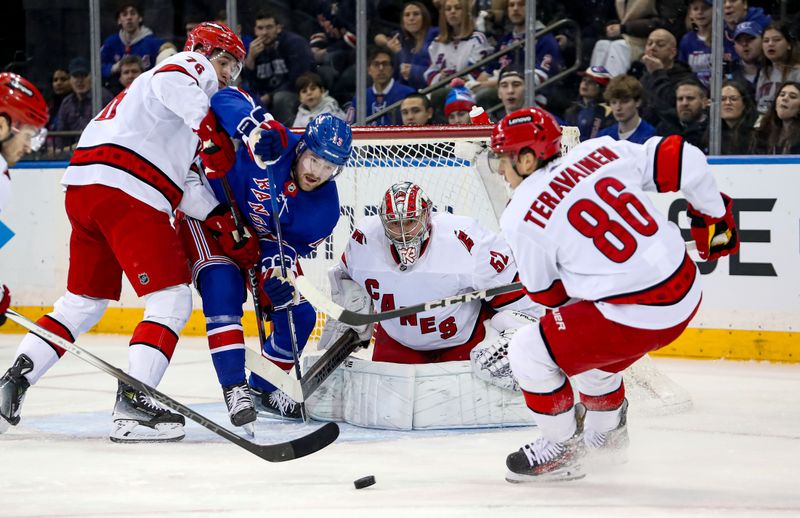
<box><xmin>299</xmin><ymin>114</ymin><xmax>352</xmax><ymax>167</ymax></box>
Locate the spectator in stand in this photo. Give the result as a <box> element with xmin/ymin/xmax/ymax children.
<box><xmin>100</xmin><ymin>2</ymin><xmax>163</xmax><ymax>85</ymax></box>
<box><xmin>47</xmin><ymin>67</ymin><xmax>72</xmax><ymax>131</ymax></box>
<box><xmin>444</xmin><ymin>78</ymin><xmax>476</xmax><ymax>124</ymax></box>
<box><xmin>720</xmin><ymin>80</ymin><xmax>757</xmax><ymax>155</ymax></box>
<box><xmin>474</xmin><ymin>0</ymin><xmax>563</xmax><ymax>112</ymax></box>
<box><xmin>598</xmin><ymin>74</ymin><xmax>656</xmax><ymax>144</ymax></box>
<box><xmin>374</xmin><ymin>1</ymin><xmax>439</xmax><ymax>90</ymax></box>
<box><xmin>424</xmin><ymin>0</ymin><xmax>492</xmax><ymax>114</ymax></box>
<box><xmin>589</xmin><ymin>0</ymin><xmax>663</xmax><ymax>77</ymax></box>
<box><xmin>55</xmin><ymin>58</ymin><xmax>113</xmax><ymax>136</ymax></box>
<box><xmin>349</xmin><ymin>46</ymin><xmax>415</xmax><ymax>126</ymax></box>
<box><xmin>723</xmin><ymin>0</ymin><xmax>772</xmax><ymax>60</ymax></box>
<box><xmin>243</xmin><ymin>11</ymin><xmax>316</xmax><ymax>126</ymax></box>
<box><xmin>494</xmin><ymin>63</ymin><xmax>526</xmax><ymax>121</ymax></box>
<box><xmin>751</xmin><ymin>81</ymin><xmax>800</xmax><ymax>154</ymax></box>
<box><xmin>731</xmin><ymin>21</ymin><xmax>764</xmax><ymax>90</ymax></box>
<box><xmin>400</xmin><ymin>93</ymin><xmax>434</xmax><ymax>125</ymax></box>
<box><xmin>117</xmin><ymin>55</ymin><xmax>143</xmax><ymax>92</ymax></box>
<box><xmin>656</xmin><ymin>78</ymin><xmax>710</xmax><ymax>152</ymax></box>
<box><xmin>755</xmin><ymin>22</ymin><xmax>800</xmax><ymax>115</ymax></box>
<box><xmin>679</xmin><ymin>0</ymin><xmax>736</xmax><ymax>89</ymax></box>
<box><xmin>155</xmin><ymin>42</ymin><xmax>178</xmax><ymax>65</ymax></box>
<box><xmin>564</xmin><ymin>66</ymin><xmax>613</xmax><ymax>141</ymax></box>
<box><xmin>292</xmin><ymin>72</ymin><xmax>346</xmax><ymax>128</ymax></box>
<box><xmin>639</xmin><ymin>28</ymin><xmax>694</xmax><ymax>128</ymax></box>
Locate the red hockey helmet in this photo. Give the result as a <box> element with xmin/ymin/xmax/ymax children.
<box><xmin>184</xmin><ymin>21</ymin><xmax>246</xmax><ymax>63</ymax></box>
<box><xmin>491</xmin><ymin>107</ymin><xmax>562</xmax><ymax>161</ymax></box>
<box><xmin>0</xmin><ymin>73</ymin><xmax>48</xmax><ymax>129</ymax></box>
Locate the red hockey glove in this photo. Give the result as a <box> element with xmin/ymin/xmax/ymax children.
<box><xmin>687</xmin><ymin>193</ymin><xmax>740</xmax><ymax>261</ymax></box>
<box><xmin>0</xmin><ymin>285</ymin><xmax>10</xmax><ymax>326</ymax></box>
<box><xmin>203</xmin><ymin>205</ymin><xmax>260</xmax><ymax>269</ymax></box>
<box><xmin>196</xmin><ymin>110</ymin><xmax>236</xmax><ymax>179</ymax></box>
<box><xmin>247</xmin><ymin>119</ymin><xmax>288</xmax><ymax>168</ymax></box>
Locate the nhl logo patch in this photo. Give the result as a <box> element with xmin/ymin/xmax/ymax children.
<box><xmin>138</xmin><ymin>273</ymin><xmax>150</xmax><ymax>285</ymax></box>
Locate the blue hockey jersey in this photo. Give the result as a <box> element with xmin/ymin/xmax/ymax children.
<box><xmin>208</xmin><ymin>87</ymin><xmax>341</xmax><ymax>267</ymax></box>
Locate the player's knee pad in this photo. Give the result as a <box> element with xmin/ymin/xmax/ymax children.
<box><xmin>197</xmin><ymin>264</ymin><xmax>245</xmax><ymax>322</ymax></box>
<box><xmin>52</xmin><ymin>291</ymin><xmax>109</xmax><ymax>337</ymax></box>
<box><xmin>507</xmin><ymin>323</ymin><xmax>564</xmax><ymax>393</ymax></box>
<box><xmin>143</xmin><ymin>284</ymin><xmax>193</xmax><ymax>336</ymax></box>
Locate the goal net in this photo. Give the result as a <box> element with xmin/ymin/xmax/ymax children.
<box><xmin>297</xmin><ymin>124</ymin><xmax>691</xmax><ymax>416</ymax></box>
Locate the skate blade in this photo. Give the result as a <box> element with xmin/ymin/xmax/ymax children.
<box><xmin>241</xmin><ymin>421</ymin><xmax>255</xmax><ymax>437</ymax></box>
<box><xmin>109</xmin><ymin>420</ymin><xmax>185</xmax><ymax>443</ymax></box>
<box><xmin>255</xmin><ymin>407</ymin><xmax>303</xmax><ymax>422</ymax></box>
<box><xmin>505</xmin><ymin>465</ymin><xmax>585</xmax><ymax>483</ymax></box>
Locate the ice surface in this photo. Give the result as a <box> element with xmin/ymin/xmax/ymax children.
<box><xmin>1</xmin><ymin>334</ymin><xmax>798</xmax><ymax>517</ymax></box>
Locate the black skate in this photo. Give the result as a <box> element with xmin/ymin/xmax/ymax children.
<box><xmin>110</xmin><ymin>381</ymin><xmax>185</xmax><ymax>443</ymax></box>
<box><xmin>252</xmin><ymin>386</ymin><xmax>302</xmax><ymax>421</ymax></box>
<box><xmin>0</xmin><ymin>355</ymin><xmax>33</xmax><ymax>433</ymax></box>
<box><xmin>583</xmin><ymin>399</ymin><xmax>630</xmax><ymax>465</ymax></box>
<box><xmin>505</xmin><ymin>403</ymin><xmax>587</xmax><ymax>483</ymax></box>
<box><xmin>223</xmin><ymin>382</ymin><xmax>256</xmax><ymax>435</ymax></box>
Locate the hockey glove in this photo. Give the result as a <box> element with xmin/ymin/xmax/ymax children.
<box><xmin>261</xmin><ymin>270</ymin><xmax>296</xmax><ymax>310</ymax></box>
<box><xmin>196</xmin><ymin>110</ymin><xmax>236</xmax><ymax>179</ymax></box>
<box><xmin>203</xmin><ymin>205</ymin><xmax>260</xmax><ymax>269</ymax></box>
<box><xmin>0</xmin><ymin>285</ymin><xmax>10</xmax><ymax>326</ymax></box>
<box><xmin>687</xmin><ymin>193</ymin><xmax>740</xmax><ymax>261</ymax></box>
<box><xmin>246</xmin><ymin>119</ymin><xmax>288</xmax><ymax>169</ymax></box>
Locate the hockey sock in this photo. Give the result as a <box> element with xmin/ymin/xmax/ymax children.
<box><xmin>128</xmin><ymin>321</ymin><xmax>178</xmax><ymax>387</ymax></box>
<box><xmin>521</xmin><ymin>377</ymin><xmax>578</xmax><ymax>443</ymax></box>
<box><xmin>208</xmin><ymin>322</ymin><xmax>247</xmax><ymax>387</ymax></box>
<box><xmin>13</xmin><ymin>315</ymin><xmax>72</xmax><ymax>385</ymax></box>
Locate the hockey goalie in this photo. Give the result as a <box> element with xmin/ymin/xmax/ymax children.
<box><xmin>305</xmin><ymin>181</ymin><xmax>544</xmax><ymax>430</ymax></box>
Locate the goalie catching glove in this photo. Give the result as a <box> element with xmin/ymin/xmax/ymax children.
<box><xmin>687</xmin><ymin>193</ymin><xmax>740</xmax><ymax>261</ymax></box>
<box><xmin>317</xmin><ymin>266</ymin><xmax>374</xmax><ymax>351</ymax></box>
<box><xmin>196</xmin><ymin>110</ymin><xmax>236</xmax><ymax>179</ymax></box>
<box><xmin>470</xmin><ymin>311</ymin><xmax>539</xmax><ymax>392</ymax></box>
<box><xmin>203</xmin><ymin>204</ymin><xmax>260</xmax><ymax>269</ymax></box>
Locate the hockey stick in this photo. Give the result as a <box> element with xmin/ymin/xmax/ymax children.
<box><xmin>295</xmin><ymin>275</ymin><xmax>524</xmax><ymax>327</ymax></box>
<box><xmin>5</xmin><ymin>309</ymin><xmax>339</xmax><ymax>462</ymax></box>
<box><xmin>299</xmin><ymin>329</ymin><xmax>366</xmax><ymax>399</ymax></box>
<box><xmin>218</xmin><ymin>178</ymin><xmax>268</xmax><ymax>348</ymax></box>
<box><xmin>295</xmin><ymin>240</ymin><xmax>702</xmax><ymax>327</ymax></box>
<box><xmin>263</xmin><ymin>165</ymin><xmax>306</xmax><ymax>420</ymax></box>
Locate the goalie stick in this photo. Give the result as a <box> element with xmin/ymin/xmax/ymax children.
<box><xmin>245</xmin><ymin>328</ymin><xmax>366</xmax><ymax>402</ymax></box>
<box><xmin>294</xmin><ymin>240</ymin><xmax>701</xmax><ymax>326</ymax></box>
<box><xmin>4</xmin><ymin>309</ymin><xmax>339</xmax><ymax>462</ymax></box>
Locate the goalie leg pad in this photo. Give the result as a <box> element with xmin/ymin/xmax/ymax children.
<box><xmin>303</xmin><ymin>356</ymin><xmax>537</xmax><ymax>430</ymax></box>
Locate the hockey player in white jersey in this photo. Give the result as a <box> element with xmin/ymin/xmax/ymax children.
<box><xmin>0</xmin><ymin>73</ymin><xmax>49</xmax><ymax>328</ymax></box>
<box><xmin>321</xmin><ymin>181</ymin><xmax>540</xmax><ymax>391</ymax></box>
<box><xmin>490</xmin><ymin>107</ymin><xmax>739</xmax><ymax>482</ymax></box>
<box><xmin>0</xmin><ymin>22</ymin><xmax>270</xmax><ymax>442</ymax></box>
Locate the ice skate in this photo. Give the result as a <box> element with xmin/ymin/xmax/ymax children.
<box><xmin>0</xmin><ymin>355</ymin><xmax>33</xmax><ymax>433</ymax></box>
<box><xmin>223</xmin><ymin>382</ymin><xmax>256</xmax><ymax>436</ymax></box>
<box><xmin>110</xmin><ymin>381</ymin><xmax>185</xmax><ymax>443</ymax></box>
<box><xmin>505</xmin><ymin>404</ymin><xmax>587</xmax><ymax>483</ymax></box>
<box><xmin>252</xmin><ymin>386</ymin><xmax>302</xmax><ymax>421</ymax></box>
<box><xmin>583</xmin><ymin>399</ymin><xmax>630</xmax><ymax>465</ymax></box>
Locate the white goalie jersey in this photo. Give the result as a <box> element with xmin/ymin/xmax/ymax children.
<box><xmin>338</xmin><ymin>212</ymin><xmax>535</xmax><ymax>351</ymax></box>
<box><xmin>61</xmin><ymin>51</ymin><xmax>220</xmax><ymax>220</ymax></box>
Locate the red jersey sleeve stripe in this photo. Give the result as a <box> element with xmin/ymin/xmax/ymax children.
<box><xmin>525</xmin><ymin>279</ymin><xmax>569</xmax><ymax>308</ymax></box>
<box><xmin>490</xmin><ymin>273</ymin><xmax>526</xmax><ymax>308</ymax></box>
<box><xmin>154</xmin><ymin>64</ymin><xmax>199</xmax><ymax>86</ymax></box>
<box><xmin>653</xmin><ymin>135</ymin><xmax>684</xmax><ymax>193</ymax></box>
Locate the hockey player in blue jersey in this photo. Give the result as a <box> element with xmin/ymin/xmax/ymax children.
<box><xmin>178</xmin><ymin>88</ymin><xmax>352</xmax><ymax>429</ymax></box>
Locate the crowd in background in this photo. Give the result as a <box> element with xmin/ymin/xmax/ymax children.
<box><xmin>16</xmin><ymin>0</ymin><xmax>800</xmax><ymax>158</ymax></box>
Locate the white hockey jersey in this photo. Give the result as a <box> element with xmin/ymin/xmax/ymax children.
<box><xmin>342</xmin><ymin>212</ymin><xmax>533</xmax><ymax>351</ymax></box>
<box><xmin>61</xmin><ymin>51</ymin><xmax>219</xmax><ymax>220</ymax></box>
<box><xmin>424</xmin><ymin>32</ymin><xmax>493</xmax><ymax>85</ymax></box>
<box><xmin>501</xmin><ymin>135</ymin><xmax>725</xmax><ymax>329</ymax></box>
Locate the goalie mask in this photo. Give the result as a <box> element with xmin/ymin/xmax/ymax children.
<box><xmin>380</xmin><ymin>182</ymin><xmax>432</xmax><ymax>270</ymax></box>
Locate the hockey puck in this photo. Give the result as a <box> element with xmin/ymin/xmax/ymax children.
<box><xmin>354</xmin><ymin>475</ymin><xmax>376</xmax><ymax>489</ymax></box>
